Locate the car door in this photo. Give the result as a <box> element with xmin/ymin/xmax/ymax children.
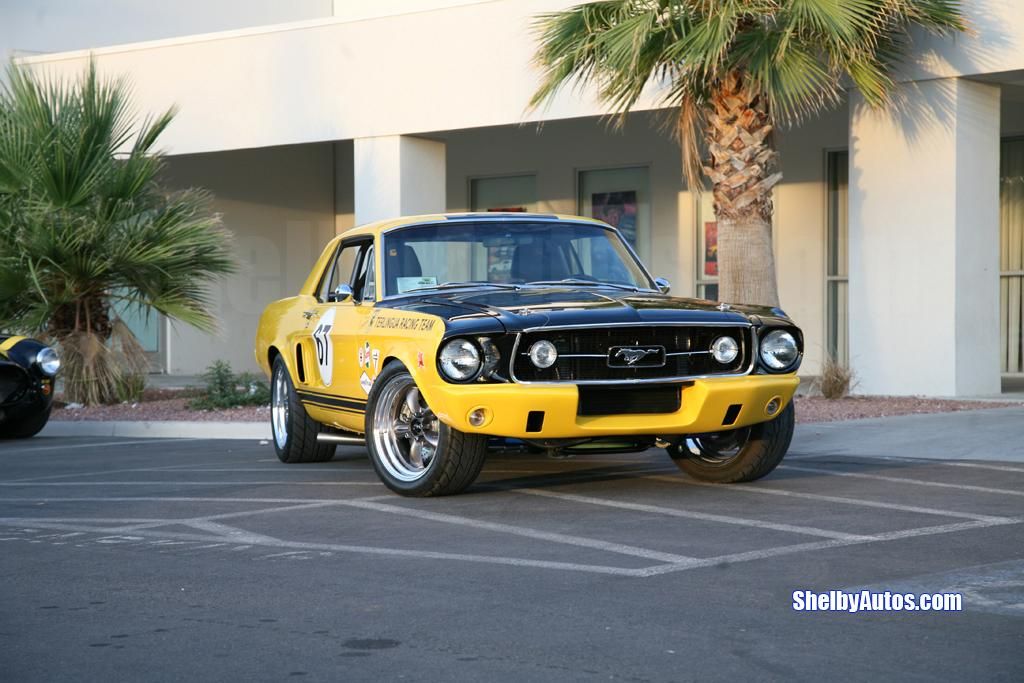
<box><xmin>306</xmin><ymin>238</ymin><xmax>376</xmax><ymax>423</ymax></box>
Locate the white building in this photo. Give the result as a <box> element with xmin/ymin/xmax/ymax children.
<box><xmin>3</xmin><ymin>0</ymin><xmax>1023</xmax><ymax>396</ymax></box>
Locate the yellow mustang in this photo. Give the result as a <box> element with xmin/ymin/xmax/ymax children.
<box><xmin>255</xmin><ymin>213</ymin><xmax>802</xmax><ymax>496</ymax></box>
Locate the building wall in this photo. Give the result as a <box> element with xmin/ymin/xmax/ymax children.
<box><xmin>773</xmin><ymin>102</ymin><xmax>851</xmax><ymax>374</ymax></box>
<box><xmin>160</xmin><ymin>144</ymin><xmax>337</xmax><ymax>374</ymax></box>
<box><xmin>443</xmin><ymin>113</ymin><xmax>692</xmax><ymax>297</ymax></box>
<box><xmin>444</xmin><ymin>106</ymin><xmax>849</xmax><ymax>375</ymax></box>
<box><xmin>17</xmin><ymin>1</ymin><xmax>1024</xmax><ymax>157</ymax></box>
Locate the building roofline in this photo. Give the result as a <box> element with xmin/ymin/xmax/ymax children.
<box><xmin>15</xmin><ymin>0</ymin><xmax>505</xmax><ymax>66</ymax></box>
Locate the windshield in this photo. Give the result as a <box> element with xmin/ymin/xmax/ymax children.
<box><xmin>382</xmin><ymin>221</ymin><xmax>654</xmax><ymax>296</ymax></box>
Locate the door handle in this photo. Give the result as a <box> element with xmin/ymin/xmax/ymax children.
<box><xmin>302</xmin><ymin>310</ymin><xmax>320</xmax><ymax>320</ymax></box>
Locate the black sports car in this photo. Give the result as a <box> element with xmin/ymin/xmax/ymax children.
<box><xmin>0</xmin><ymin>335</ymin><xmax>60</xmax><ymax>439</ymax></box>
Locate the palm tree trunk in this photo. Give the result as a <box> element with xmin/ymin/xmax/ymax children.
<box><xmin>702</xmin><ymin>71</ymin><xmax>782</xmax><ymax>307</ymax></box>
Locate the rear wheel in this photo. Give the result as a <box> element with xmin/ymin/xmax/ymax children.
<box><xmin>667</xmin><ymin>402</ymin><xmax>794</xmax><ymax>483</ymax></box>
<box><xmin>365</xmin><ymin>364</ymin><xmax>487</xmax><ymax>496</ymax></box>
<box><xmin>270</xmin><ymin>355</ymin><xmax>335</xmax><ymax>463</ymax></box>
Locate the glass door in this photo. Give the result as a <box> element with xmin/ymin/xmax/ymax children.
<box><xmin>826</xmin><ymin>150</ymin><xmax>849</xmax><ymax>365</ymax></box>
<box><xmin>113</xmin><ymin>299</ymin><xmax>163</xmax><ymax>372</ymax></box>
<box><xmin>1001</xmin><ymin>138</ymin><xmax>1024</xmax><ymax>375</ymax></box>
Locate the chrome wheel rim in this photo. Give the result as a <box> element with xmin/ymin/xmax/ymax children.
<box><xmin>372</xmin><ymin>374</ymin><xmax>439</xmax><ymax>482</ymax></box>
<box><xmin>683</xmin><ymin>428</ymin><xmax>751</xmax><ymax>465</ymax></box>
<box><xmin>271</xmin><ymin>367</ymin><xmax>289</xmax><ymax>450</ymax></box>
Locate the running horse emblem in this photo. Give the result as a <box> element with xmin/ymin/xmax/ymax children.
<box><xmin>614</xmin><ymin>347</ymin><xmax>660</xmax><ymax>366</ymax></box>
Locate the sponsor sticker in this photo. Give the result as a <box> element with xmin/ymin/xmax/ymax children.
<box><xmin>417</xmin><ymin>351</ymin><xmax>425</xmax><ymax>369</ymax></box>
<box><xmin>359</xmin><ymin>372</ymin><xmax>373</xmax><ymax>395</ymax></box>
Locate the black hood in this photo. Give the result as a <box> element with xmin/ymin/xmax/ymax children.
<box><xmin>379</xmin><ymin>285</ymin><xmax>793</xmax><ymax>334</ymax></box>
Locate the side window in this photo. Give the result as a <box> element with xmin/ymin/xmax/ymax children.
<box><xmin>318</xmin><ymin>243</ymin><xmax>360</xmax><ymax>302</ymax></box>
<box><xmin>354</xmin><ymin>246</ymin><xmax>376</xmax><ymax>302</ymax></box>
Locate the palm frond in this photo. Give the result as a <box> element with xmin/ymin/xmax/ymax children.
<box><xmin>530</xmin><ymin>0</ymin><xmax>969</xmax><ymax>160</ymax></box>
<box><xmin>0</xmin><ymin>59</ymin><xmax>236</xmax><ymax>403</ymax></box>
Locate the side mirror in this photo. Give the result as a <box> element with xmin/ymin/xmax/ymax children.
<box><xmin>328</xmin><ymin>284</ymin><xmax>353</xmax><ymax>302</ymax></box>
<box><xmin>654</xmin><ymin>277</ymin><xmax>671</xmax><ymax>294</ymax></box>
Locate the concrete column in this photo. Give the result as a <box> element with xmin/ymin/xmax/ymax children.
<box><xmin>353</xmin><ymin>135</ymin><xmax>446</xmax><ymax>224</ymax></box>
<box><xmin>849</xmin><ymin>78</ymin><xmax>1001</xmax><ymax>396</ymax></box>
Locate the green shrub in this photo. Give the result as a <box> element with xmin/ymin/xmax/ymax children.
<box><xmin>114</xmin><ymin>373</ymin><xmax>148</xmax><ymax>404</ymax></box>
<box><xmin>188</xmin><ymin>361</ymin><xmax>270</xmax><ymax>410</ymax></box>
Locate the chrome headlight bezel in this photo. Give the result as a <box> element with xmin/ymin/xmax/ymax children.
<box><xmin>758</xmin><ymin>329</ymin><xmax>799</xmax><ymax>371</ymax></box>
<box><xmin>35</xmin><ymin>346</ymin><xmax>60</xmax><ymax>377</ymax></box>
<box><xmin>438</xmin><ymin>338</ymin><xmax>482</xmax><ymax>382</ymax></box>
<box><xmin>528</xmin><ymin>339</ymin><xmax>558</xmax><ymax>369</ymax></box>
<box><xmin>710</xmin><ymin>336</ymin><xmax>740</xmax><ymax>365</ymax></box>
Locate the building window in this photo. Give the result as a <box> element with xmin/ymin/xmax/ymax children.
<box><xmin>695</xmin><ymin>191</ymin><xmax>718</xmax><ymax>301</ymax></box>
<box><xmin>577</xmin><ymin>166</ymin><xmax>650</xmax><ymax>257</ymax></box>
<box><xmin>470</xmin><ymin>174</ymin><xmax>536</xmax><ymax>213</ymax></box>
<box><xmin>826</xmin><ymin>150</ymin><xmax>849</xmax><ymax>365</ymax></box>
<box><xmin>1001</xmin><ymin>138</ymin><xmax>1024</xmax><ymax>375</ymax></box>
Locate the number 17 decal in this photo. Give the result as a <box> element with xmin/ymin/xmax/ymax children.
<box><xmin>312</xmin><ymin>308</ymin><xmax>336</xmax><ymax>386</ymax></box>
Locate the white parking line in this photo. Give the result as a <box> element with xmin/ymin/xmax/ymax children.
<box><xmin>105</xmin><ymin>502</ymin><xmax>352</xmax><ymax>532</ymax></box>
<box><xmin>2</xmin><ymin>462</ymin><xmax>242</xmax><ymax>483</ymax></box>
<box><xmin>125</xmin><ymin>468</ymin><xmax>374</xmax><ymax>473</ymax></box>
<box><xmin>787</xmin><ymin>453</ymin><xmax>1024</xmax><ymax>474</ymax></box>
<box><xmin>4</xmin><ymin>510</ymin><xmax>1019</xmax><ymax>579</ymax></box>
<box><xmin>782</xmin><ymin>465</ymin><xmax>1024</xmax><ymax>497</ymax></box>
<box><xmin>184</xmin><ymin>520</ymin><xmax>283</xmax><ymax>545</ymax></box>
<box><xmin>636</xmin><ymin>518</ymin><xmax>1022</xmax><ymax>577</ymax></box>
<box><xmin>0</xmin><ymin>496</ymin><xmax>343</xmax><ymax>504</ymax></box>
<box><xmin>337</xmin><ymin>498</ymin><xmax>698</xmax><ymax>564</ymax></box>
<box><xmin>939</xmin><ymin>462</ymin><xmax>1024</xmax><ymax>474</ymax></box>
<box><xmin>648</xmin><ymin>475</ymin><xmax>1015</xmax><ymax>523</ymax></box>
<box><xmin>0</xmin><ymin>438</ymin><xmax>197</xmax><ymax>454</ymax></box>
<box><xmin>514</xmin><ymin>489</ymin><xmax>873</xmax><ymax>541</ymax></box>
<box><xmin>0</xmin><ymin>518</ymin><xmax>649</xmax><ymax>576</ymax></box>
<box><xmin>0</xmin><ymin>481</ymin><xmax>382</xmax><ymax>487</ymax></box>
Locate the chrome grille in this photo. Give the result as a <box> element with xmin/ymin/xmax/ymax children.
<box><xmin>511</xmin><ymin>325</ymin><xmax>752</xmax><ymax>383</ymax></box>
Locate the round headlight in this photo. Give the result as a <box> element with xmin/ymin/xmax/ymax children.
<box><xmin>35</xmin><ymin>347</ymin><xmax>60</xmax><ymax>376</ymax></box>
<box><xmin>528</xmin><ymin>340</ymin><xmax>558</xmax><ymax>369</ymax></box>
<box><xmin>759</xmin><ymin>330</ymin><xmax>799</xmax><ymax>370</ymax></box>
<box><xmin>439</xmin><ymin>339</ymin><xmax>481</xmax><ymax>381</ymax></box>
<box><xmin>710</xmin><ymin>336</ymin><xmax>739</xmax><ymax>364</ymax></box>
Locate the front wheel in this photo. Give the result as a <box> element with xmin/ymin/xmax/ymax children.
<box><xmin>0</xmin><ymin>406</ymin><xmax>51</xmax><ymax>439</ymax></box>
<box><xmin>365</xmin><ymin>364</ymin><xmax>487</xmax><ymax>496</ymax></box>
<box><xmin>667</xmin><ymin>402</ymin><xmax>795</xmax><ymax>483</ymax></box>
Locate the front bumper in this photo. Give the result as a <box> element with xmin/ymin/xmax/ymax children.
<box><xmin>424</xmin><ymin>374</ymin><xmax>799</xmax><ymax>439</ymax></box>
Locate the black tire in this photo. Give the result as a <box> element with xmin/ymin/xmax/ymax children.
<box><xmin>667</xmin><ymin>402</ymin><xmax>795</xmax><ymax>483</ymax></box>
<box><xmin>270</xmin><ymin>355</ymin><xmax>335</xmax><ymax>463</ymax></box>
<box><xmin>0</xmin><ymin>406</ymin><xmax>51</xmax><ymax>439</ymax></box>
<box><xmin>365</xmin><ymin>363</ymin><xmax>487</xmax><ymax>497</ymax></box>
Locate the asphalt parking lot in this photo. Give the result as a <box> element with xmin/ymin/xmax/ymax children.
<box><xmin>2</xmin><ymin>408</ymin><xmax>1023</xmax><ymax>681</ymax></box>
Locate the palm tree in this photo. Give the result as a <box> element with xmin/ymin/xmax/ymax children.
<box><xmin>0</xmin><ymin>62</ymin><xmax>236</xmax><ymax>404</ymax></box>
<box><xmin>530</xmin><ymin>0</ymin><xmax>966</xmax><ymax>306</ymax></box>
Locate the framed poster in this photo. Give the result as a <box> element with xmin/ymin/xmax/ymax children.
<box><xmin>703</xmin><ymin>220</ymin><xmax>718</xmax><ymax>277</ymax></box>
<box><xmin>577</xmin><ymin>166</ymin><xmax>650</xmax><ymax>255</ymax></box>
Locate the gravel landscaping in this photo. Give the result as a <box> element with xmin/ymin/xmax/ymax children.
<box><xmin>49</xmin><ymin>390</ymin><xmax>1020</xmax><ymax>424</ymax></box>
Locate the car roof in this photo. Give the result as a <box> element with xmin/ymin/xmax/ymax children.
<box><xmin>336</xmin><ymin>212</ymin><xmax>606</xmax><ymax>240</ymax></box>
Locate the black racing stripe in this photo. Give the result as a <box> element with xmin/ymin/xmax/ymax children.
<box><xmin>300</xmin><ymin>399</ymin><xmax>364</xmax><ymax>415</ymax></box>
<box><xmin>296</xmin><ymin>390</ymin><xmax>366</xmax><ymax>411</ymax></box>
<box><xmin>299</xmin><ymin>392</ymin><xmax>367</xmax><ymax>410</ymax></box>
<box><xmin>298</xmin><ymin>387</ymin><xmax>366</xmax><ymax>403</ymax></box>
